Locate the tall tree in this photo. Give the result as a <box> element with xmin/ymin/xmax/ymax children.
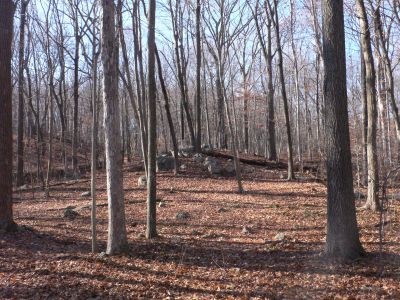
<box><xmin>0</xmin><ymin>0</ymin><xmax>17</xmax><ymax>232</ymax></box>
<box><xmin>101</xmin><ymin>0</ymin><xmax>128</xmax><ymax>254</ymax></box>
<box><xmin>267</xmin><ymin>0</ymin><xmax>295</xmax><ymax>180</ymax></box>
<box><xmin>356</xmin><ymin>0</ymin><xmax>379</xmax><ymax>211</ymax></box>
<box><xmin>146</xmin><ymin>0</ymin><xmax>158</xmax><ymax>239</ymax></box>
<box><xmin>195</xmin><ymin>0</ymin><xmax>202</xmax><ymax>152</ymax></box>
<box><xmin>16</xmin><ymin>0</ymin><xmax>29</xmax><ymax>187</ymax></box>
<box><xmin>322</xmin><ymin>0</ymin><xmax>364</xmax><ymax>259</ymax></box>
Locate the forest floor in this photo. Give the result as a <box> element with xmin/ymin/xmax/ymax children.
<box><xmin>1</xmin><ymin>155</ymin><xmax>400</xmax><ymax>299</ymax></box>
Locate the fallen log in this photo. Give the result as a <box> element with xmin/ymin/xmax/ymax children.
<box><xmin>203</xmin><ymin>150</ymin><xmax>319</xmax><ymax>173</ymax></box>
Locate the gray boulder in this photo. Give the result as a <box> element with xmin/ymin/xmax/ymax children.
<box><xmin>80</xmin><ymin>191</ymin><xmax>91</xmax><ymax>198</ymax></box>
<box><xmin>203</xmin><ymin>156</ymin><xmax>217</xmax><ymax>167</ymax></box>
<box><xmin>208</xmin><ymin>163</ymin><xmax>222</xmax><ymax>175</ymax></box>
<box><xmin>137</xmin><ymin>175</ymin><xmax>147</xmax><ymax>187</ymax></box>
<box><xmin>223</xmin><ymin>163</ymin><xmax>236</xmax><ymax>176</ymax></box>
<box><xmin>175</xmin><ymin>211</ymin><xmax>190</xmax><ymax>220</ymax></box>
<box><xmin>63</xmin><ymin>208</ymin><xmax>79</xmax><ymax>220</ymax></box>
<box><xmin>193</xmin><ymin>153</ymin><xmax>204</xmax><ymax>163</ymax></box>
<box><xmin>156</xmin><ymin>156</ymin><xmax>176</xmax><ymax>171</ymax></box>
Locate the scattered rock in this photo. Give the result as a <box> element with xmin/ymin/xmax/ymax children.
<box><xmin>203</xmin><ymin>156</ymin><xmax>217</xmax><ymax>166</ymax></box>
<box><xmin>159</xmin><ymin>151</ymin><xmax>171</xmax><ymax>157</ymax></box>
<box><xmin>191</xmin><ymin>230</ymin><xmax>202</xmax><ymax>236</ymax></box>
<box><xmin>242</xmin><ymin>226</ymin><xmax>253</xmax><ymax>235</ymax></box>
<box><xmin>159</xmin><ymin>201</ymin><xmax>166</xmax><ymax>208</ymax></box>
<box><xmin>274</xmin><ymin>232</ymin><xmax>285</xmax><ymax>241</ymax></box>
<box><xmin>18</xmin><ymin>184</ymin><xmax>29</xmax><ymax>190</ymax></box>
<box><xmin>80</xmin><ymin>191</ymin><xmax>91</xmax><ymax>198</ymax></box>
<box><xmin>201</xmin><ymin>144</ymin><xmax>212</xmax><ymax>154</ymax></box>
<box><xmin>137</xmin><ymin>175</ymin><xmax>147</xmax><ymax>187</ymax></box>
<box><xmin>193</xmin><ymin>153</ymin><xmax>204</xmax><ymax>163</ymax></box>
<box><xmin>175</xmin><ymin>211</ymin><xmax>190</xmax><ymax>220</ymax></box>
<box><xmin>246</xmin><ymin>167</ymin><xmax>256</xmax><ymax>173</ymax></box>
<box><xmin>223</xmin><ymin>163</ymin><xmax>236</xmax><ymax>176</ymax></box>
<box><xmin>63</xmin><ymin>208</ymin><xmax>79</xmax><ymax>220</ymax></box>
<box><xmin>98</xmin><ymin>252</ymin><xmax>107</xmax><ymax>258</ymax></box>
<box><xmin>156</xmin><ymin>156</ymin><xmax>176</xmax><ymax>171</ymax></box>
<box><xmin>137</xmin><ymin>233</ymin><xmax>145</xmax><ymax>239</ymax></box>
<box><xmin>169</xmin><ymin>187</ymin><xmax>175</xmax><ymax>193</ymax></box>
<box><xmin>217</xmin><ymin>207</ymin><xmax>229</xmax><ymax>213</ymax></box>
<box><xmin>130</xmin><ymin>221</ymin><xmax>138</xmax><ymax>227</ymax></box>
<box><xmin>279</xmin><ymin>173</ymin><xmax>285</xmax><ymax>179</ymax></box>
<box><xmin>208</xmin><ymin>163</ymin><xmax>222</xmax><ymax>175</ymax></box>
<box><xmin>202</xmin><ymin>233</ymin><xmax>225</xmax><ymax>239</ymax></box>
<box><xmin>180</xmin><ymin>164</ymin><xmax>187</xmax><ymax>171</ymax></box>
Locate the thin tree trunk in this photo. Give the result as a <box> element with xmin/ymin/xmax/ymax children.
<box><xmin>268</xmin><ymin>0</ymin><xmax>295</xmax><ymax>180</ymax></box>
<box><xmin>155</xmin><ymin>48</ymin><xmax>179</xmax><ymax>175</ymax></box>
<box><xmin>356</xmin><ymin>0</ymin><xmax>379</xmax><ymax>211</ymax></box>
<box><xmin>146</xmin><ymin>0</ymin><xmax>158</xmax><ymax>239</ymax></box>
<box><xmin>17</xmin><ymin>0</ymin><xmax>29</xmax><ymax>187</ymax></box>
<box><xmin>195</xmin><ymin>0</ymin><xmax>202</xmax><ymax>152</ymax></box>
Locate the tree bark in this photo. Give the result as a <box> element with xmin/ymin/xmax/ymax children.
<box><xmin>322</xmin><ymin>0</ymin><xmax>364</xmax><ymax>260</ymax></box>
<box><xmin>0</xmin><ymin>0</ymin><xmax>17</xmax><ymax>232</ymax></box>
<box><xmin>195</xmin><ymin>0</ymin><xmax>202</xmax><ymax>152</ymax></box>
<box><xmin>356</xmin><ymin>0</ymin><xmax>379</xmax><ymax>211</ymax></box>
<box><xmin>268</xmin><ymin>0</ymin><xmax>295</xmax><ymax>180</ymax></box>
<box><xmin>146</xmin><ymin>0</ymin><xmax>158</xmax><ymax>239</ymax></box>
<box><xmin>101</xmin><ymin>0</ymin><xmax>128</xmax><ymax>254</ymax></box>
<box><xmin>17</xmin><ymin>0</ymin><xmax>29</xmax><ymax>187</ymax></box>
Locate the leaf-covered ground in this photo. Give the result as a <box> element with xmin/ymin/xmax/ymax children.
<box><xmin>1</xmin><ymin>157</ymin><xmax>400</xmax><ymax>299</ymax></box>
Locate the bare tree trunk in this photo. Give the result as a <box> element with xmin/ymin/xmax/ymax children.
<box><xmin>91</xmin><ymin>4</ymin><xmax>99</xmax><ymax>253</ymax></box>
<box><xmin>371</xmin><ymin>4</ymin><xmax>400</xmax><ymax>150</ymax></box>
<box><xmin>0</xmin><ymin>0</ymin><xmax>17</xmax><ymax>232</ymax></box>
<box><xmin>155</xmin><ymin>48</ymin><xmax>179</xmax><ymax>175</ymax></box>
<box><xmin>356</xmin><ymin>0</ymin><xmax>379</xmax><ymax>211</ymax></box>
<box><xmin>290</xmin><ymin>0</ymin><xmax>303</xmax><ymax>173</ymax></box>
<box><xmin>146</xmin><ymin>0</ymin><xmax>158</xmax><ymax>239</ymax></box>
<box><xmin>72</xmin><ymin>3</ymin><xmax>81</xmax><ymax>177</ymax></box>
<box><xmin>268</xmin><ymin>0</ymin><xmax>295</xmax><ymax>180</ymax></box>
<box><xmin>195</xmin><ymin>0</ymin><xmax>202</xmax><ymax>152</ymax></box>
<box><xmin>101</xmin><ymin>0</ymin><xmax>128</xmax><ymax>255</ymax></box>
<box><xmin>323</xmin><ymin>0</ymin><xmax>364</xmax><ymax>260</ymax></box>
<box><xmin>17</xmin><ymin>0</ymin><xmax>29</xmax><ymax>187</ymax></box>
<box><xmin>361</xmin><ymin>52</ymin><xmax>368</xmax><ymax>187</ymax></box>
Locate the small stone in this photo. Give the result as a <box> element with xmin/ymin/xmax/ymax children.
<box><xmin>137</xmin><ymin>175</ymin><xmax>147</xmax><ymax>187</ymax></box>
<box><xmin>202</xmin><ymin>233</ymin><xmax>221</xmax><ymax>239</ymax></box>
<box><xmin>193</xmin><ymin>153</ymin><xmax>204</xmax><ymax>163</ymax></box>
<box><xmin>19</xmin><ymin>184</ymin><xmax>29</xmax><ymax>190</ymax></box>
<box><xmin>217</xmin><ymin>207</ymin><xmax>229</xmax><ymax>213</ymax></box>
<box><xmin>274</xmin><ymin>233</ymin><xmax>285</xmax><ymax>241</ymax></box>
<box><xmin>191</xmin><ymin>230</ymin><xmax>202</xmax><ymax>236</ymax></box>
<box><xmin>130</xmin><ymin>222</ymin><xmax>138</xmax><ymax>227</ymax></box>
<box><xmin>242</xmin><ymin>226</ymin><xmax>253</xmax><ymax>234</ymax></box>
<box><xmin>159</xmin><ymin>201</ymin><xmax>166</xmax><ymax>208</ymax></box>
<box><xmin>175</xmin><ymin>211</ymin><xmax>190</xmax><ymax>220</ymax></box>
<box><xmin>80</xmin><ymin>191</ymin><xmax>91</xmax><ymax>198</ymax></box>
<box><xmin>157</xmin><ymin>156</ymin><xmax>176</xmax><ymax>171</ymax></box>
<box><xmin>98</xmin><ymin>252</ymin><xmax>107</xmax><ymax>258</ymax></box>
<box><xmin>179</xmin><ymin>164</ymin><xmax>187</xmax><ymax>170</ymax></box>
<box><xmin>63</xmin><ymin>208</ymin><xmax>79</xmax><ymax>220</ymax></box>
<box><xmin>137</xmin><ymin>233</ymin><xmax>145</xmax><ymax>238</ymax></box>
<box><xmin>169</xmin><ymin>187</ymin><xmax>175</xmax><ymax>193</ymax></box>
